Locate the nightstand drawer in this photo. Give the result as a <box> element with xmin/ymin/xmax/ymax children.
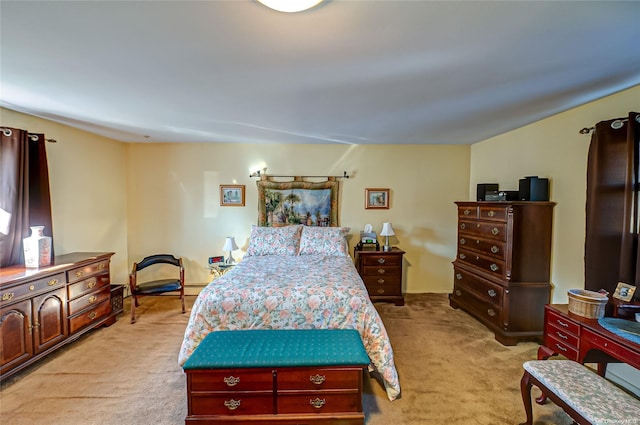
<box><xmin>361</xmin><ymin>265</ymin><xmax>401</xmax><ymax>277</ymax></box>
<box><xmin>361</xmin><ymin>255</ymin><xmax>402</xmax><ymax>267</ymax></box>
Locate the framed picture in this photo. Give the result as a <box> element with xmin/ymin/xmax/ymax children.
<box><xmin>220</xmin><ymin>185</ymin><xmax>245</xmax><ymax>206</ymax></box>
<box><xmin>613</xmin><ymin>282</ymin><xmax>636</xmax><ymax>302</ymax></box>
<box><xmin>257</xmin><ymin>179</ymin><xmax>339</xmax><ymax>227</ymax></box>
<box><xmin>365</xmin><ymin>188</ymin><xmax>389</xmax><ymax>209</ymax></box>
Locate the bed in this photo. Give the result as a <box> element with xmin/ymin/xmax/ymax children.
<box><xmin>177</xmin><ymin>225</ymin><xmax>401</xmax><ymax>401</ymax></box>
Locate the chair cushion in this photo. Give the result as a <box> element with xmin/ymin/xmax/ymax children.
<box><xmin>523</xmin><ymin>360</ymin><xmax>640</xmax><ymax>425</ymax></box>
<box><xmin>134</xmin><ymin>279</ymin><xmax>182</xmax><ymax>295</ymax></box>
<box><xmin>182</xmin><ymin>329</ymin><xmax>370</xmax><ymax>370</ymax></box>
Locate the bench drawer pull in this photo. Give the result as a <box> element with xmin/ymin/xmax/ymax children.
<box><xmin>224</xmin><ymin>376</ymin><xmax>240</xmax><ymax>386</ymax></box>
<box><xmin>224</xmin><ymin>399</ymin><xmax>241</xmax><ymax>410</ymax></box>
<box><xmin>309</xmin><ymin>374</ymin><xmax>326</xmax><ymax>385</ymax></box>
<box><xmin>310</xmin><ymin>398</ymin><xmax>326</xmax><ymax>409</ymax></box>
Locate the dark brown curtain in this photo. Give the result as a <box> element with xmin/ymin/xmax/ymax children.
<box><xmin>585</xmin><ymin>112</ymin><xmax>640</xmax><ymax>299</ymax></box>
<box><xmin>0</xmin><ymin>127</ymin><xmax>54</xmax><ymax>267</ymax></box>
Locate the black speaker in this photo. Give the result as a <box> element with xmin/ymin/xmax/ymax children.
<box><xmin>477</xmin><ymin>183</ymin><xmax>499</xmax><ymax>201</ymax></box>
<box><xmin>519</xmin><ymin>176</ymin><xmax>549</xmax><ymax>201</ymax></box>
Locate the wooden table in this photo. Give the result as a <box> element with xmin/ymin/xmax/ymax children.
<box><xmin>539</xmin><ymin>304</ymin><xmax>640</xmax><ymax>373</ymax></box>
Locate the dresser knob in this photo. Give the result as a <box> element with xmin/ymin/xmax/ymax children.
<box><xmin>460</xmin><ymin>238</ymin><xmax>466</xmax><ymax>245</ymax></box>
<box><xmin>377</xmin><ymin>258</ymin><xmax>386</xmax><ymax>264</ymax></box>
<box><xmin>487</xmin><ymin>309</ymin><xmax>496</xmax><ymax>317</ymax></box>
<box><xmin>463</xmin><ymin>209</ymin><xmax>470</xmax><ymax>216</ymax></box>
<box><xmin>455</xmin><ymin>289</ymin><xmax>462</xmax><ymax>296</ymax></box>
<box><xmin>490</xmin><ymin>264</ymin><xmax>499</xmax><ymax>272</ymax></box>
<box><xmin>456</xmin><ymin>273</ymin><xmax>462</xmax><ymax>280</ymax></box>
<box><xmin>310</xmin><ymin>398</ymin><xmax>326</xmax><ymax>409</ymax></box>
<box><xmin>224</xmin><ymin>399</ymin><xmax>241</xmax><ymax>410</ymax></box>
<box><xmin>224</xmin><ymin>376</ymin><xmax>240</xmax><ymax>386</ymax></box>
<box><xmin>491</xmin><ymin>245</ymin><xmax>499</xmax><ymax>253</ymax></box>
<box><xmin>377</xmin><ymin>279</ymin><xmax>385</xmax><ymax>284</ymax></box>
<box><xmin>488</xmin><ymin>210</ymin><xmax>496</xmax><ymax>217</ymax></box>
<box><xmin>460</xmin><ymin>223</ymin><xmax>466</xmax><ymax>230</ymax></box>
<box><xmin>377</xmin><ymin>268</ymin><xmax>385</xmax><ymax>274</ymax></box>
<box><xmin>491</xmin><ymin>227</ymin><xmax>500</xmax><ymax>235</ymax></box>
<box><xmin>459</xmin><ymin>253</ymin><xmax>466</xmax><ymax>260</ymax></box>
<box><xmin>487</xmin><ymin>289</ymin><xmax>496</xmax><ymax>297</ymax></box>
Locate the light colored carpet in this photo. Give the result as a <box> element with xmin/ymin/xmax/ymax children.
<box><xmin>0</xmin><ymin>293</ymin><xmax>572</xmax><ymax>424</ymax></box>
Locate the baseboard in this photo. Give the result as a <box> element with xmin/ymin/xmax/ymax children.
<box><xmin>607</xmin><ymin>363</ymin><xmax>640</xmax><ymax>397</ymax></box>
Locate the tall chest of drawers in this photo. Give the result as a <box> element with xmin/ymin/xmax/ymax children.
<box><xmin>449</xmin><ymin>202</ymin><xmax>555</xmax><ymax>345</ymax></box>
<box><xmin>1</xmin><ymin>252</ymin><xmax>115</xmax><ymax>380</ymax></box>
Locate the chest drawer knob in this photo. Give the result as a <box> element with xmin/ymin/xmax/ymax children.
<box><xmin>48</xmin><ymin>279</ymin><xmax>58</xmax><ymax>286</ymax></box>
<box><xmin>377</xmin><ymin>288</ymin><xmax>385</xmax><ymax>294</ymax></box>
<box><xmin>377</xmin><ymin>268</ymin><xmax>385</xmax><ymax>274</ymax></box>
<box><xmin>459</xmin><ymin>253</ymin><xmax>466</xmax><ymax>260</ymax></box>
<box><xmin>487</xmin><ymin>309</ymin><xmax>496</xmax><ymax>317</ymax></box>
<box><xmin>309</xmin><ymin>374</ymin><xmax>326</xmax><ymax>385</ymax></box>
<box><xmin>491</xmin><ymin>227</ymin><xmax>500</xmax><ymax>235</ymax></box>
<box><xmin>488</xmin><ymin>210</ymin><xmax>496</xmax><ymax>217</ymax></box>
<box><xmin>75</xmin><ymin>271</ymin><xmax>84</xmax><ymax>278</ymax></box>
<box><xmin>88</xmin><ymin>311</ymin><xmax>97</xmax><ymax>320</ymax></box>
<box><xmin>310</xmin><ymin>398</ymin><xmax>326</xmax><ymax>409</ymax></box>
<box><xmin>491</xmin><ymin>245</ymin><xmax>499</xmax><ymax>253</ymax></box>
<box><xmin>377</xmin><ymin>279</ymin><xmax>385</xmax><ymax>284</ymax></box>
<box><xmin>377</xmin><ymin>258</ymin><xmax>386</xmax><ymax>264</ymax></box>
<box><xmin>463</xmin><ymin>209</ymin><xmax>471</xmax><ymax>216</ymax></box>
<box><xmin>490</xmin><ymin>264</ymin><xmax>499</xmax><ymax>272</ymax></box>
<box><xmin>456</xmin><ymin>273</ymin><xmax>462</xmax><ymax>280</ymax></box>
<box><xmin>87</xmin><ymin>280</ymin><xmax>96</xmax><ymax>289</ymax></box>
<box><xmin>460</xmin><ymin>223</ymin><xmax>466</xmax><ymax>230</ymax></box>
<box><xmin>89</xmin><ymin>295</ymin><xmax>98</xmax><ymax>303</ymax></box>
<box><xmin>460</xmin><ymin>238</ymin><xmax>466</xmax><ymax>245</ymax></box>
<box><xmin>224</xmin><ymin>376</ymin><xmax>240</xmax><ymax>386</ymax></box>
<box><xmin>1</xmin><ymin>292</ymin><xmax>15</xmax><ymax>301</ymax></box>
<box><xmin>29</xmin><ymin>285</ymin><xmax>35</xmax><ymax>291</ymax></box>
<box><xmin>455</xmin><ymin>289</ymin><xmax>462</xmax><ymax>296</ymax></box>
<box><xmin>224</xmin><ymin>399</ymin><xmax>241</xmax><ymax>410</ymax></box>
<box><xmin>487</xmin><ymin>289</ymin><xmax>497</xmax><ymax>298</ymax></box>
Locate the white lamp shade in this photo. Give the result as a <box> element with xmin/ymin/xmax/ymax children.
<box><xmin>257</xmin><ymin>0</ymin><xmax>323</xmax><ymax>13</ymax></box>
<box><xmin>380</xmin><ymin>222</ymin><xmax>395</xmax><ymax>237</ymax></box>
<box><xmin>223</xmin><ymin>236</ymin><xmax>239</xmax><ymax>251</ymax></box>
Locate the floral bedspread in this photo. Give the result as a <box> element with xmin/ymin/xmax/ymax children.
<box><xmin>177</xmin><ymin>255</ymin><xmax>400</xmax><ymax>400</ymax></box>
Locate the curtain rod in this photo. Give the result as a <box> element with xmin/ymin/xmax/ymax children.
<box><xmin>250</xmin><ymin>170</ymin><xmax>350</xmax><ymax>179</ymax></box>
<box><xmin>1</xmin><ymin>127</ymin><xmax>57</xmax><ymax>143</ymax></box>
<box><xmin>579</xmin><ymin>117</ymin><xmax>632</xmax><ymax>134</ymax></box>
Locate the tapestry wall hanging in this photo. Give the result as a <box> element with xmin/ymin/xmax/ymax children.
<box><xmin>257</xmin><ymin>178</ymin><xmax>339</xmax><ymax>227</ymax></box>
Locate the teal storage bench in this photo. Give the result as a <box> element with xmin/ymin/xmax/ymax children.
<box><xmin>183</xmin><ymin>329</ymin><xmax>370</xmax><ymax>425</ymax></box>
<box><xmin>520</xmin><ymin>360</ymin><xmax>640</xmax><ymax>425</ymax></box>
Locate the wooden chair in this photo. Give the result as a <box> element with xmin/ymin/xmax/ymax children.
<box><xmin>129</xmin><ymin>254</ymin><xmax>185</xmax><ymax>323</ymax></box>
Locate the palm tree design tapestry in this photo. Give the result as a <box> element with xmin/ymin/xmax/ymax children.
<box><xmin>257</xmin><ymin>178</ymin><xmax>339</xmax><ymax>227</ymax></box>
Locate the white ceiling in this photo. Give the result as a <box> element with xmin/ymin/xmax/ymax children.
<box><xmin>1</xmin><ymin>0</ymin><xmax>639</xmax><ymax>145</ymax></box>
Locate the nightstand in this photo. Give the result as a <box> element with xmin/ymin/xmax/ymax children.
<box><xmin>207</xmin><ymin>263</ymin><xmax>235</xmax><ymax>279</ymax></box>
<box><xmin>354</xmin><ymin>247</ymin><xmax>405</xmax><ymax>306</ymax></box>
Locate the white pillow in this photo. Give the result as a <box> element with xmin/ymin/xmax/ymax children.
<box><xmin>245</xmin><ymin>225</ymin><xmax>302</xmax><ymax>256</ymax></box>
<box><xmin>298</xmin><ymin>227</ymin><xmax>350</xmax><ymax>256</ymax></box>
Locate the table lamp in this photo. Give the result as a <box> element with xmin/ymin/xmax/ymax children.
<box><xmin>380</xmin><ymin>222</ymin><xmax>395</xmax><ymax>252</ymax></box>
<box><xmin>223</xmin><ymin>236</ymin><xmax>239</xmax><ymax>264</ymax></box>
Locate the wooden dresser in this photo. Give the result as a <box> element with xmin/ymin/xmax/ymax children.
<box><xmin>449</xmin><ymin>202</ymin><xmax>555</xmax><ymax>345</ymax></box>
<box><xmin>354</xmin><ymin>247</ymin><xmax>405</xmax><ymax>306</ymax></box>
<box><xmin>1</xmin><ymin>252</ymin><xmax>115</xmax><ymax>380</ymax></box>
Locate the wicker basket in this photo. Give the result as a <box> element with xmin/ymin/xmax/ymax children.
<box><xmin>567</xmin><ymin>289</ymin><xmax>608</xmax><ymax>319</ymax></box>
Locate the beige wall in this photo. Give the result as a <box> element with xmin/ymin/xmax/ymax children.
<box><xmin>470</xmin><ymin>85</ymin><xmax>640</xmax><ymax>303</ymax></box>
<box><xmin>126</xmin><ymin>143</ymin><xmax>470</xmax><ymax>293</ymax></box>
<box><xmin>0</xmin><ymin>108</ymin><xmax>129</xmax><ymax>284</ymax></box>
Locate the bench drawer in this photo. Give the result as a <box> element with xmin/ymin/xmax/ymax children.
<box><xmin>189</xmin><ymin>392</ymin><xmax>273</xmax><ymax>415</ymax></box>
<box><xmin>277</xmin><ymin>391</ymin><xmax>361</xmax><ymax>414</ymax></box>
<box><xmin>188</xmin><ymin>369</ymin><xmax>273</xmax><ymax>391</ymax></box>
<box><xmin>278</xmin><ymin>368</ymin><xmax>361</xmax><ymax>390</ymax></box>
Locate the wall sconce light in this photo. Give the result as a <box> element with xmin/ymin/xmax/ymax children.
<box><xmin>223</xmin><ymin>236</ymin><xmax>239</xmax><ymax>264</ymax></box>
<box><xmin>257</xmin><ymin>0</ymin><xmax>324</xmax><ymax>13</ymax></box>
<box><xmin>380</xmin><ymin>222</ymin><xmax>395</xmax><ymax>252</ymax></box>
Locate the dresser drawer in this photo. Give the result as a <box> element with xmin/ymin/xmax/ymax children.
<box><xmin>188</xmin><ymin>369</ymin><xmax>273</xmax><ymax>392</ymax></box>
<box><xmin>451</xmin><ymin>283</ymin><xmax>502</xmax><ymax>329</ymax></box>
<box><xmin>479</xmin><ymin>205</ymin><xmax>509</xmax><ymax>222</ymax></box>
<box><xmin>278</xmin><ymin>368</ymin><xmax>361</xmax><ymax>391</ymax></box>
<box><xmin>361</xmin><ymin>255</ymin><xmax>402</xmax><ymax>267</ymax></box>
<box><xmin>277</xmin><ymin>392</ymin><xmax>361</xmax><ymax>414</ymax></box>
<box><xmin>546</xmin><ymin>309</ymin><xmax>580</xmax><ymax>336</ymax></box>
<box><xmin>67</xmin><ymin>274</ymin><xmax>109</xmax><ymax>300</ymax></box>
<box><xmin>67</xmin><ymin>260</ymin><xmax>110</xmax><ymax>284</ymax></box>
<box><xmin>67</xmin><ymin>285</ymin><xmax>110</xmax><ymax>316</ymax></box>
<box><xmin>361</xmin><ymin>265</ymin><xmax>401</xmax><ymax>278</ymax></box>
<box><xmin>68</xmin><ymin>299</ymin><xmax>111</xmax><ymax>333</ymax></box>
<box><xmin>453</xmin><ymin>267</ymin><xmax>503</xmax><ymax>306</ymax></box>
<box><xmin>458</xmin><ymin>233</ymin><xmax>506</xmax><ymax>261</ymax></box>
<box><xmin>457</xmin><ymin>249</ymin><xmax>506</xmax><ymax>280</ymax></box>
<box><xmin>0</xmin><ymin>272</ymin><xmax>65</xmax><ymax>306</ymax></box>
<box><xmin>458</xmin><ymin>205</ymin><xmax>478</xmax><ymax>219</ymax></box>
<box><xmin>189</xmin><ymin>392</ymin><xmax>273</xmax><ymax>415</ymax></box>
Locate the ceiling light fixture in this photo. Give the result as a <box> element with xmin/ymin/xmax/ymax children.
<box><xmin>257</xmin><ymin>0</ymin><xmax>324</xmax><ymax>13</ymax></box>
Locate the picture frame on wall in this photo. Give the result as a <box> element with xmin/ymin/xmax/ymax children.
<box><xmin>365</xmin><ymin>188</ymin><xmax>390</xmax><ymax>209</ymax></box>
<box><xmin>220</xmin><ymin>185</ymin><xmax>245</xmax><ymax>206</ymax></box>
<box><xmin>613</xmin><ymin>282</ymin><xmax>636</xmax><ymax>302</ymax></box>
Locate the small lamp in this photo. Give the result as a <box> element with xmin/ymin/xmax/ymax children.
<box><xmin>223</xmin><ymin>236</ymin><xmax>239</xmax><ymax>264</ymax></box>
<box><xmin>380</xmin><ymin>222</ymin><xmax>395</xmax><ymax>252</ymax></box>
